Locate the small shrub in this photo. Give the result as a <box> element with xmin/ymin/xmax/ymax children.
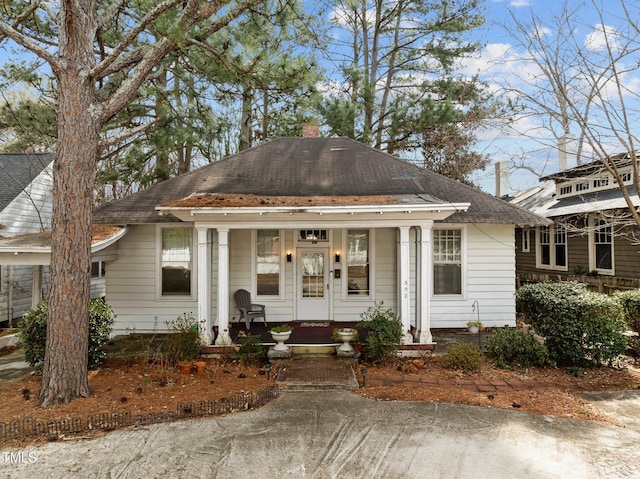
<box><xmin>485</xmin><ymin>327</ymin><xmax>552</xmax><ymax>368</ymax></box>
<box><xmin>613</xmin><ymin>289</ymin><xmax>640</xmax><ymax>332</ymax></box>
<box><xmin>162</xmin><ymin>313</ymin><xmax>204</xmax><ymax>364</ymax></box>
<box><xmin>19</xmin><ymin>298</ymin><xmax>115</xmax><ymax>372</ymax></box>
<box><xmin>516</xmin><ymin>282</ymin><xmax>628</xmax><ymax>367</ymax></box>
<box><xmin>356</xmin><ymin>302</ymin><xmax>403</xmax><ymax>364</ymax></box>
<box><xmin>441</xmin><ymin>343</ymin><xmax>484</xmax><ymax>372</ymax></box>
<box><xmin>234</xmin><ymin>333</ymin><xmax>265</xmax><ymax>363</ymax></box>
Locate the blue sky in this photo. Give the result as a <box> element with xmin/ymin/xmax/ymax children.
<box><xmin>468</xmin><ymin>0</ymin><xmax>639</xmax><ymax>194</ymax></box>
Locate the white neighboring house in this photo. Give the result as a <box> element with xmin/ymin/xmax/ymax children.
<box><xmin>0</xmin><ymin>153</ymin><xmax>53</xmax><ymax>324</ymax></box>
<box><xmin>84</xmin><ymin>136</ymin><xmax>548</xmax><ymax>345</ymax></box>
<box><xmin>0</xmin><ymin>153</ymin><xmax>111</xmax><ymax>326</ymax></box>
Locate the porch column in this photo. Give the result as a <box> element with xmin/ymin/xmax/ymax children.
<box><xmin>398</xmin><ymin>226</ymin><xmax>413</xmax><ymax>343</ymax></box>
<box><xmin>215</xmin><ymin>228</ymin><xmax>232</xmax><ymax>346</ymax></box>
<box><xmin>31</xmin><ymin>265</ymin><xmax>43</xmax><ymax>309</ymax></box>
<box><xmin>196</xmin><ymin>227</ymin><xmax>212</xmax><ymax>345</ymax></box>
<box><xmin>417</xmin><ymin>223</ymin><xmax>434</xmax><ymax>343</ymax></box>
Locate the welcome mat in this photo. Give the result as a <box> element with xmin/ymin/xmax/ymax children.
<box><xmin>299</xmin><ymin>322</ymin><xmax>331</xmax><ymax>328</ymax></box>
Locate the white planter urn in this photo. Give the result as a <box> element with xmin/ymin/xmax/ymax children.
<box><xmin>270</xmin><ymin>331</ymin><xmax>292</xmax><ymax>351</ymax></box>
<box><xmin>336</xmin><ymin>328</ymin><xmax>358</xmax><ymax>353</ymax></box>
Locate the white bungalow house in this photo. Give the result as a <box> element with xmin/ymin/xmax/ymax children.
<box><xmin>0</xmin><ymin>153</ymin><xmax>53</xmax><ymax>324</ymax></box>
<box><xmin>87</xmin><ymin>137</ymin><xmax>548</xmax><ymax>346</ymax></box>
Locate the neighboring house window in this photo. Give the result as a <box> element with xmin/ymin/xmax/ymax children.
<box><xmin>522</xmin><ymin>228</ymin><xmax>530</xmax><ymax>252</ymax></box>
<box><xmin>536</xmin><ymin>225</ymin><xmax>567</xmax><ymax>270</ymax></box>
<box><xmin>256</xmin><ymin>229</ymin><xmax>281</xmax><ymax>296</ymax></box>
<box><xmin>160</xmin><ymin>227</ymin><xmax>192</xmax><ymax>296</ymax></box>
<box><xmin>576</xmin><ymin>181</ymin><xmax>589</xmax><ymax>192</ymax></box>
<box><xmin>554</xmin><ymin>226</ymin><xmax>567</xmax><ymax>268</ymax></box>
<box><xmin>593</xmin><ymin>177</ymin><xmax>609</xmax><ymax>188</ymax></box>
<box><xmin>433</xmin><ymin>229</ymin><xmax>462</xmax><ymax>295</ymax></box>
<box><xmin>621</xmin><ymin>172</ymin><xmax>632</xmax><ymax>183</ymax></box>
<box><xmin>347</xmin><ymin>229</ymin><xmax>370</xmax><ymax>295</ymax></box>
<box><xmin>538</xmin><ymin>226</ymin><xmax>551</xmax><ymax>266</ymax></box>
<box><xmin>591</xmin><ymin>218</ymin><xmax>614</xmax><ymax>274</ymax></box>
<box><xmin>559</xmin><ymin>184</ymin><xmax>572</xmax><ymax>196</ymax></box>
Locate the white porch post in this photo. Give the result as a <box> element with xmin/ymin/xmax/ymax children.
<box><xmin>196</xmin><ymin>227</ymin><xmax>212</xmax><ymax>345</ymax></box>
<box><xmin>31</xmin><ymin>265</ymin><xmax>42</xmax><ymax>309</ymax></box>
<box><xmin>215</xmin><ymin>228</ymin><xmax>232</xmax><ymax>345</ymax></box>
<box><xmin>417</xmin><ymin>223</ymin><xmax>433</xmax><ymax>343</ymax></box>
<box><xmin>398</xmin><ymin>226</ymin><xmax>413</xmax><ymax>343</ymax></box>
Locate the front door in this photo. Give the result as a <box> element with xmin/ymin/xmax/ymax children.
<box><xmin>297</xmin><ymin>248</ymin><xmax>330</xmax><ymax>320</ymax></box>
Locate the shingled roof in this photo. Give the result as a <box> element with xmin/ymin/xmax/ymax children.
<box><xmin>94</xmin><ymin>137</ymin><xmax>548</xmax><ymax>226</ymax></box>
<box><xmin>0</xmin><ymin>153</ymin><xmax>53</xmax><ymax>211</ymax></box>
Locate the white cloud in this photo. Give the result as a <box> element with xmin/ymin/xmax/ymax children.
<box><xmin>510</xmin><ymin>0</ymin><xmax>530</xmax><ymax>7</ymax></box>
<box><xmin>584</xmin><ymin>24</ymin><xmax>621</xmax><ymax>52</ymax></box>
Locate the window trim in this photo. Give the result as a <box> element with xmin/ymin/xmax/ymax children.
<box><xmin>156</xmin><ymin>224</ymin><xmax>196</xmax><ymax>300</ymax></box>
<box><xmin>432</xmin><ymin>227</ymin><xmax>466</xmax><ymax>298</ymax></box>
<box><xmin>589</xmin><ymin>216</ymin><xmax>615</xmax><ymax>275</ymax></box>
<box><xmin>535</xmin><ymin>224</ymin><xmax>568</xmax><ymax>271</ymax></box>
<box><xmin>252</xmin><ymin>229</ymin><xmax>285</xmax><ymax>301</ymax></box>
<box><xmin>341</xmin><ymin>228</ymin><xmax>375</xmax><ymax>300</ymax></box>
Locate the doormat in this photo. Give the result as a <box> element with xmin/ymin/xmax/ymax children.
<box><xmin>299</xmin><ymin>322</ymin><xmax>330</xmax><ymax>328</ymax></box>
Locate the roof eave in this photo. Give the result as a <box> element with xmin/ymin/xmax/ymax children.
<box><xmin>156</xmin><ymin>202</ymin><xmax>471</xmax><ymax>217</ymax></box>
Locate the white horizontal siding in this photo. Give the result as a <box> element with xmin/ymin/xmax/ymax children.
<box><xmin>431</xmin><ymin>224</ymin><xmax>516</xmax><ymax>328</ymax></box>
<box><xmin>106</xmin><ymin>224</ymin><xmax>197</xmax><ymax>334</ymax></box>
<box><xmin>105</xmin><ymin>223</ymin><xmax>517</xmax><ymax>335</ymax></box>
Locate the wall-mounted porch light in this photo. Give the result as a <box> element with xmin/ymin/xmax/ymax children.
<box><xmin>334</xmin><ymin>250</ymin><xmax>341</xmax><ymax>263</ymax></box>
<box><xmin>286</xmin><ymin>251</ymin><xmax>292</xmax><ymax>263</ymax></box>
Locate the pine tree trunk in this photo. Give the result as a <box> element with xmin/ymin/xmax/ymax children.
<box><xmin>38</xmin><ymin>0</ymin><xmax>99</xmax><ymax>407</ymax></box>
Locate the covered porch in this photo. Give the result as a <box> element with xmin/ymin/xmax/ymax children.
<box><xmin>160</xmin><ymin>199</ymin><xmax>468</xmax><ymax>348</ymax></box>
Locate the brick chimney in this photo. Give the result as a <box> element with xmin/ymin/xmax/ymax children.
<box><xmin>302</xmin><ymin>121</ymin><xmax>320</xmax><ymax>138</ymax></box>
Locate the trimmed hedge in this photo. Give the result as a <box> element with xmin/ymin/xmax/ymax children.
<box><xmin>19</xmin><ymin>298</ymin><xmax>116</xmax><ymax>371</ymax></box>
<box><xmin>485</xmin><ymin>327</ymin><xmax>552</xmax><ymax>368</ymax></box>
<box><xmin>516</xmin><ymin>282</ymin><xmax>627</xmax><ymax>367</ymax></box>
<box><xmin>612</xmin><ymin>289</ymin><xmax>640</xmax><ymax>332</ymax></box>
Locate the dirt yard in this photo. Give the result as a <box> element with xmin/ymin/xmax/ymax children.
<box><xmin>1</xmin><ymin>353</ymin><xmax>639</xmax><ymax>447</ymax></box>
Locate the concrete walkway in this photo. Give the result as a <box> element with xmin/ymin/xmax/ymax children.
<box><xmin>2</xmin><ymin>390</ymin><xmax>640</xmax><ymax>479</ymax></box>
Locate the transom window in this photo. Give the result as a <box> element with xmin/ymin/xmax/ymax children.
<box><xmin>346</xmin><ymin>230</ymin><xmax>370</xmax><ymax>295</ymax></box>
<box><xmin>433</xmin><ymin>229</ymin><xmax>462</xmax><ymax>295</ymax></box>
<box><xmin>161</xmin><ymin>227</ymin><xmax>192</xmax><ymax>296</ymax></box>
<box><xmin>299</xmin><ymin>229</ymin><xmax>328</xmax><ymax>242</ymax></box>
<box><xmin>256</xmin><ymin>229</ymin><xmax>281</xmax><ymax>296</ymax></box>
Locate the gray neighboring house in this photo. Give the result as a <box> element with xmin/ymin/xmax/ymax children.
<box><xmin>90</xmin><ymin>136</ymin><xmax>547</xmax><ymax>345</ymax></box>
<box><xmin>0</xmin><ymin>153</ymin><xmax>53</xmax><ymax>324</ymax></box>
<box><xmin>508</xmin><ymin>153</ymin><xmax>640</xmax><ymax>291</ymax></box>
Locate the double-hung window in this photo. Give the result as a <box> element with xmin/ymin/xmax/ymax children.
<box><xmin>256</xmin><ymin>229</ymin><xmax>281</xmax><ymax>296</ymax></box>
<box><xmin>591</xmin><ymin>218</ymin><xmax>613</xmax><ymax>274</ymax></box>
<box><xmin>346</xmin><ymin>229</ymin><xmax>370</xmax><ymax>296</ymax></box>
<box><xmin>433</xmin><ymin>229</ymin><xmax>462</xmax><ymax>295</ymax></box>
<box><xmin>160</xmin><ymin>227</ymin><xmax>193</xmax><ymax>297</ymax></box>
<box><xmin>536</xmin><ymin>225</ymin><xmax>567</xmax><ymax>270</ymax></box>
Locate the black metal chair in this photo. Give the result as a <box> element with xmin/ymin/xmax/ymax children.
<box><xmin>233</xmin><ymin>289</ymin><xmax>267</xmax><ymax>330</ymax></box>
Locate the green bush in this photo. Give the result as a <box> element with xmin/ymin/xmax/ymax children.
<box><xmin>19</xmin><ymin>298</ymin><xmax>116</xmax><ymax>371</ymax></box>
<box><xmin>162</xmin><ymin>313</ymin><xmax>204</xmax><ymax>364</ymax></box>
<box><xmin>441</xmin><ymin>343</ymin><xmax>484</xmax><ymax>372</ymax></box>
<box><xmin>356</xmin><ymin>302</ymin><xmax>403</xmax><ymax>364</ymax></box>
<box><xmin>234</xmin><ymin>333</ymin><xmax>265</xmax><ymax>363</ymax></box>
<box><xmin>516</xmin><ymin>282</ymin><xmax>628</xmax><ymax>367</ymax></box>
<box><xmin>485</xmin><ymin>327</ymin><xmax>552</xmax><ymax>368</ymax></box>
<box><xmin>613</xmin><ymin>289</ymin><xmax>640</xmax><ymax>332</ymax></box>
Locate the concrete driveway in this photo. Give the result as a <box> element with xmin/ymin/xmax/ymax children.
<box><xmin>3</xmin><ymin>390</ymin><xmax>640</xmax><ymax>479</ymax></box>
